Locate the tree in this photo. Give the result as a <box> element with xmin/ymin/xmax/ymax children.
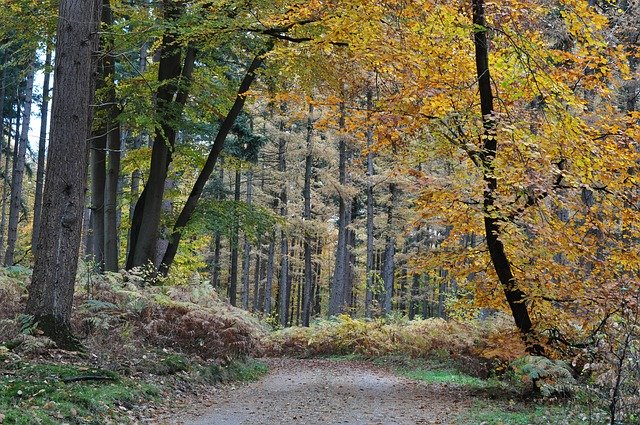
<box><xmin>25</xmin><ymin>0</ymin><xmax>102</xmax><ymax>348</ymax></box>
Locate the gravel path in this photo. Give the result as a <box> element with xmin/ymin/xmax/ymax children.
<box><xmin>175</xmin><ymin>358</ymin><xmax>471</xmax><ymax>425</ymax></box>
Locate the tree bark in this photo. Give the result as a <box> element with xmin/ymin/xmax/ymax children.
<box><xmin>126</xmin><ymin>2</ymin><xmax>196</xmax><ymax>269</ymax></box>
<box><xmin>365</xmin><ymin>90</ymin><xmax>375</xmax><ymax>318</ymax></box>
<box><xmin>302</xmin><ymin>103</ymin><xmax>314</xmax><ymax>326</ymax></box>
<box><xmin>32</xmin><ymin>47</ymin><xmax>52</xmax><ymax>256</ymax></box>
<box><xmin>277</xmin><ymin>127</ymin><xmax>290</xmax><ymax>327</ymax></box>
<box><xmin>25</xmin><ymin>0</ymin><xmax>102</xmax><ymax>348</ymax></box>
<box><xmin>328</xmin><ymin>105</ymin><xmax>351</xmax><ymax>316</ymax></box>
<box><xmin>241</xmin><ymin>169</ymin><xmax>253</xmax><ymax>309</ymax></box>
<box><xmin>382</xmin><ymin>183</ymin><xmax>397</xmax><ymax>314</ymax></box>
<box><xmin>103</xmin><ymin>0</ymin><xmax>121</xmax><ymax>272</ymax></box>
<box><xmin>4</xmin><ymin>58</ymin><xmax>35</xmax><ymax>266</ymax></box>
<box><xmin>228</xmin><ymin>169</ymin><xmax>240</xmax><ymax>306</ymax></box>
<box><xmin>472</xmin><ymin>0</ymin><xmax>535</xmax><ymax>348</ymax></box>
<box><xmin>0</xmin><ymin>114</ymin><xmax>16</xmax><ymax>257</ymax></box>
<box><xmin>264</xmin><ymin>234</ymin><xmax>275</xmax><ymax>315</ymax></box>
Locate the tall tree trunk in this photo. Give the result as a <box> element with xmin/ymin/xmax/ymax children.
<box><xmin>126</xmin><ymin>2</ymin><xmax>196</xmax><ymax>269</ymax></box>
<box><xmin>241</xmin><ymin>169</ymin><xmax>253</xmax><ymax>309</ymax></box>
<box><xmin>159</xmin><ymin>52</ymin><xmax>266</xmax><ymax>274</ymax></box>
<box><xmin>381</xmin><ymin>183</ymin><xmax>397</xmax><ymax>314</ymax></box>
<box><xmin>264</xmin><ymin>233</ymin><xmax>275</xmax><ymax>315</ymax></box>
<box><xmin>365</xmin><ymin>91</ymin><xmax>375</xmax><ymax>318</ymax></box>
<box><xmin>102</xmin><ymin>0</ymin><xmax>121</xmax><ymax>272</ymax></box>
<box><xmin>25</xmin><ymin>0</ymin><xmax>101</xmax><ymax>348</ymax></box>
<box><xmin>472</xmin><ymin>0</ymin><xmax>535</xmax><ymax>348</ymax></box>
<box><xmin>228</xmin><ymin>169</ymin><xmax>241</xmax><ymax>305</ymax></box>
<box><xmin>126</xmin><ymin>44</ymin><xmax>147</xmax><ymax>259</ymax></box>
<box><xmin>0</xmin><ymin>52</ymin><xmax>7</xmax><ymax>194</ymax></box>
<box><xmin>328</xmin><ymin>106</ymin><xmax>351</xmax><ymax>316</ymax></box>
<box><xmin>278</xmin><ymin>128</ymin><xmax>290</xmax><ymax>327</ymax></box>
<box><xmin>252</xmin><ymin>239</ymin><xmax>261</xmax><ymax>311</ymax></box>
<box><xmin>210</xmin><ymin>166</ymin><xmax>224</xmax><ymax>289</ymax></box>
<box><xmin>0</xmin><ymin>114</ymin><xmax>16</xmax><ymax>257</ymax></box>
<box><xmin>32</xmin><ymin>47</ymin><xmax>52</xmax><ymax>255</ymax></box>
<box><xmin>302</xmin><ymin>103</ymin><xmax>314</xmax><ymax>326</ymax></box>
<box><xmin>5</xmin><ymin>62</ymin><xmax>35</xmax><ymax>266</ymax></box>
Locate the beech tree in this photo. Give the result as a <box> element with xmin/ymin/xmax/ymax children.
<box><xmin>25</xmin><ymin>0</ymin><xmax>102</xmax><ymax>347</ymax></box>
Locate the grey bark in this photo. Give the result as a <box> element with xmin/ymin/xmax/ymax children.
<box><xmin>241</xmin><ymin>169</ymin><xmax>253</xmax><ymax>309</ymax></box>
<box><xmin>365</xmin><ymin>90</ymin><xmax>375</xmax><ymax>318</ymax></box>
<box><xmin>103</xmin><ymin>0</ymin><xmax>121</xmax><ymax>272</ymax></box>
<box><xmin>264</xmin><ymin>234</ymin><xmax>275</xmax><ymax>315</ymax></box>
<box><xmin>328</xmin><ymin>106</ymin><xmax>351</xmax><ymax>316</ymax></box>
<box><xmin>25</xmin><ymin>0</ymin><xmax>102</xmax><ymax>348</ymax></box>
<box><xmin>277</xmin><ymin>130</ymin><xmax>290</xmax><ymax>327</ymax></box>
<box><xmin>381</xmin><ymin>183</ymin><xmax>397</xmax><ymax>314</ymax></box>
<box><xmin>32</xmin><ymin>47</ymin><xmax>52</xmax><ymax>255</ymax></box>
<box><xmin>229</xmin><ymin>169</ymin><xmax>241</xmax><ymax>305</ymax></box>
<box><xmin>4</xmin><ymin>59</ymin><xmax>35</xmax><ymax>266</ymax></box>
<box><xmin>302</xmin><ymin>104</ymin><xmax>314</xmax><ymax>326</ymax></box>
<box><xmin>0</xmin><ymin>114</ymin><xmax>16</xmax><ymax>257</ymax></box>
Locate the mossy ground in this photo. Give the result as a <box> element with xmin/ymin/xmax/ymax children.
<box><xmin>0</xmin><ymin>362</ymin><xmax>158</xmax><ymax>424</ymax></box>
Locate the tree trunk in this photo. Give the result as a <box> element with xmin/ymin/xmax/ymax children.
<box><xmin>126</xmin><ymin>3</ymin><xmax>196</xmax><ymax>269</ymax></box>
<box><xmin>365</xmin><ymin>91</ymin><xmax>375</xmax><ymax>318</ymax></box>
<box><xmin>4</xmin><ymin>59</ymin><xmax>35</xmax><ymax>266</ymax></box>
<box><xmin>264</xmin><ymin>233</ymin><xmax>275</xmax><ymax>315</ymax></box>
<box><xmin>241</xmin><ymin>169</ymin><xmax>253</xmax><ymax>309</ymax></box>
<box><xmin>328</xmin><ymin>106</ymin><xmax>351</xmax><ymax>316</ymax></box>
<box><xmin>278</xmin><ymin>129</ymin><xmax>290</xmax><ymax>327</ymax></box>
<box><xmin>158</xmin><ymin>52</ymin><xmax>266</xmax><ymax>274</ymax></box>
<box><xmin>25</xmin><ymin>0</ymin><xmax>102</xmax><ymax>348</ymax></box>
<box><xmin>102</xmin><ymin>0</ymin><xmax>121</xmax><ymax>272</ymax></box>
<box><xmin>472</xmin><ymin>0</ymin><xmax>535</xmax><ymax>348</ymax></box>
<box><xmin>0</xmin><ymin>114</ymin><xmax>16</xmax><ymax>257</ymax></box>
<box><xmin>381</xmin><ymin>183</ymin><xmax>397</xmax><ymax>314</ymax></box>
<box><xmin>229</xmin><ymin>169</ymin><xmax>241</xmax><ymax>306</ymax></box>
<box><xmin>32</xmin><ymin>47</ymin><xmax>52</xmax><ymax>256</ymax></box>
<box><xmin>302</xmin><ymin>103</ymin><xmax>314</xmax><ymax>326</ymax></box>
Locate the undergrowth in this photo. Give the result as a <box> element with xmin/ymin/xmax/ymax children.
<box><xmin>0</xmin><ymin>265</ymin><xmax>269</xmax><ymax>424</ymax></box>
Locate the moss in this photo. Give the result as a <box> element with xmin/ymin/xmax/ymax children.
<box><xmin>0</xmin><ymin>362</ymin><xmax>158</xmax><ymax>424</ymax></box>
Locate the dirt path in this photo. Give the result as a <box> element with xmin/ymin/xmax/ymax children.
<box><xmin>174</xmin><ymin>358</ymin><xmax>471</xmax><ymax>425</ymax></box>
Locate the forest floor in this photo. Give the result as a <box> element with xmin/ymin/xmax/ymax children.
<box><xmin>171</xmin><ymin>358</ymin><xmax>470</xmax><ymax>425</ymax></box>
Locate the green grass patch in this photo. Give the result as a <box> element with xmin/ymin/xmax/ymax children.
<box><xmin>0</xmin><ymin>362</ymin><xmax>158</xmax><ymax>424</ymax></box>
<box><xmin>199</xmin><ymin>357</ymin><xmax>268</xmax><ymax>384</ymax></box>
<box><xmin>400</xmin><ymin>368</ymin><xmax>492</xmax><ymax>389</ymax></box>
<box><xmin>454</xmin><ymin>399</ymin><xmax>608</xmax><ymax>425</ymax></box>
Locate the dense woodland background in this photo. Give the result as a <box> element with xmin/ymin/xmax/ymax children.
<box><xmin>0</xmin><ymin>0</ymin><xmax>639</xmax><ymax>423</ymax></box>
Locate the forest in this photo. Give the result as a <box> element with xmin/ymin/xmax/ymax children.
<box><xmin>0</xmin><ymin>0</ymin><xmax>638</xmax><ymax>423</ymax></box>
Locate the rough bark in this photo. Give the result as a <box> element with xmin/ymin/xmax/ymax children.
<box><xmin>0</xmin><ymin>114</ymin><xmax>17</xmax><ymax>257</ymax></box>
<box><xmin>278</xmin><ymin>128</ymin><xmax>290</xmax><ymax>327</ymax></box>
<box><xmin>264</xmin><ymin>234</ymin><xmax>275</xmax><ymax>315</ymax></box>
<box><xmin>228</xmin><ymin>169</ymin><xmax>240</xmax><ymax>306</ymax></box>
<box><xmin>302</xmin><ymin>104</ymin><xmax>314</xmax><ymax>326</ymax></box>
<box><xmin>4</xmin><ymin>58</ymin><xmax>35</xmax><ymax>266</ymax></box>
<box><xmin>103</xmin><ymin>0</ymin><xmax>121</xmax><ymax>272</ymax></box>
<box><xmin>365</xmin><ymin>91</ymin><xmax>375</xmax><ymax>318</ymax></box>
<box><xmin>328</xmin><ymin>106</ymin><xmax>351</xmax><ymax>316</ymax></box>
<box><xmin>241</xmin><ymin>169</ymin><xmax>253</xmax><ymax>309</ymax></box>
<box><xmin>472</xmin><ymin>0</ymin><xmax>535</xmax><ymax>347</ymax></box>
<box><xmin>159</xmin><ymin>53</ymin><xmax>265</xmax><ymax>274</ymax></box>
<box><xmin>381</xmin><ymin>183</ymin><xmax>397</xmax><ymax>314</ymax></box>
<box><xmin>31</xmin><ymin>47</ymin><xmax>52</xmax><ymax>255</ymax></box>
<box><xmin>25</xmin><ymin>0</ymin><xmax>102</xmax><ymax>349</ymax></box>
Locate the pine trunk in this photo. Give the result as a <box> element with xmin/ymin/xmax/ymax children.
<box><xmin>25</xmin><ymin>0</ymin><xmax>102</xmax><ymax>349</ymax></box>
<box><xmin>5</xmin><ymin>60</ymin><xmax>35</xmax><ymax>266</ymax></box>
<box><xmin>32</xmin><ymin>47</ymin><xmax>52</xmax><ymax>255</ymax></box>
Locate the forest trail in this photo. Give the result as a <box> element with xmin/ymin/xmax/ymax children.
<box><xmin>173</xmin><ymin>358</ymin><xmax>471</xmax><ymax>425</ymax></box>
